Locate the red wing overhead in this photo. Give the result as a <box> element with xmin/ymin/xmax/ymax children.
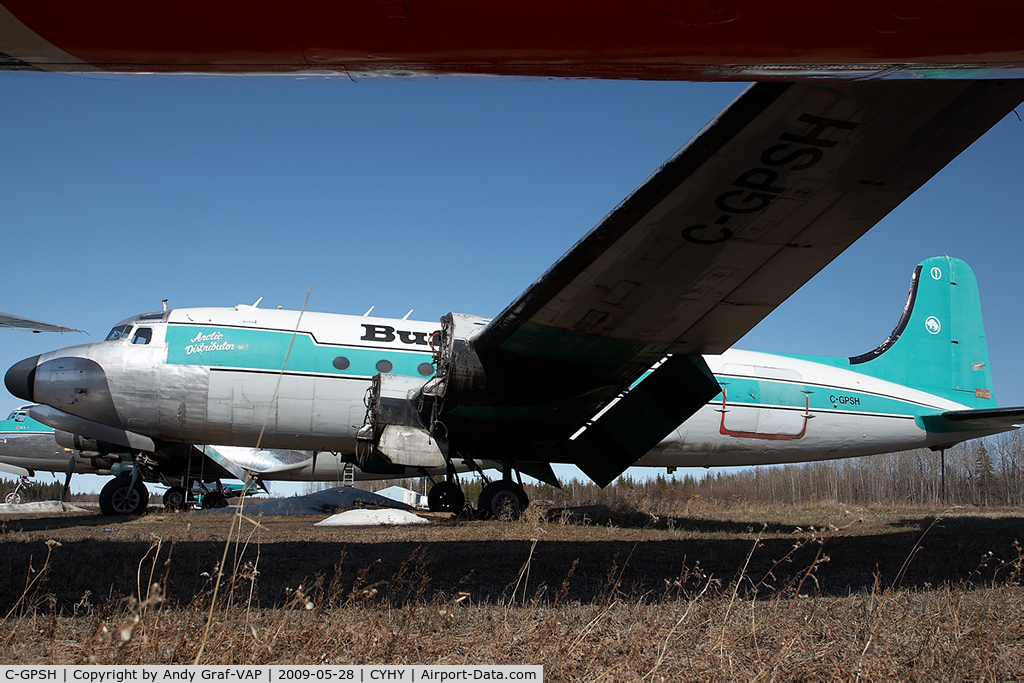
<box><xmin>2</xmin><ymin>1</ymin><xmax>1024</xmax><ymax>79</ymax></box>
<box><xmin>0</xmin><ymin>312</ymin><xmax>83</xmax><ymax>334</ymax></box>
<box><xmin>428</xmin><ymin>80</ymin><xmax>1024</xmax><ymax>485</ymax></box>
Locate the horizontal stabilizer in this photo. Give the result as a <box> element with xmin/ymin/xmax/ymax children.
<box><xmin>0</xmin><ymin>312</ymin><xmax>83</xmax><ymax>334</ymax></box>
<box><xmin>198</xmin><ymin>445</ymin><xmax>253</xmax><ymax>482</ymax></box>
<box><xmin>0</xmin><ymin>462</ymin><xmax>32</xmax><ymax>477</ymax></box>
<box><xmin>919</xmin><ymin>407</ymin><xmax>1024</xmax><ymax>434</ymax></box>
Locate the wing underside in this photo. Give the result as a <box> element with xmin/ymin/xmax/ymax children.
<box><xmin>371</xmin><ymin>80</ymin><xmax>1024</xmax><ymax>485</ymax></box>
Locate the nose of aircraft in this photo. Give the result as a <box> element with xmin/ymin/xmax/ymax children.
<box><xmin>5</xmin><ymin>355</ymin><xmax>40</xmax><ymax>403</ymax></box>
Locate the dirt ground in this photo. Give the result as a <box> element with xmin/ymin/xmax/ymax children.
<box><xmin>1</xmin><ymin>503</ymin><xmax>1021</xmax><ymax>608</ymax></box>
<box><xmin>0</xmin><ymin>503</ymin><xmax>1021</xmax><ymax>675</ymax></box>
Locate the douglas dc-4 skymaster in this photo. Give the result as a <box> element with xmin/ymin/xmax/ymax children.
<box><xmin>7</xmin><ymin>81</ymin><xmax>1024</xmax><ymax>516</ymax></box>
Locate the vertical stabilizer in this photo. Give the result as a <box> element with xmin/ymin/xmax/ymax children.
<box><xmin>848</xmin><ymin>256</ymin><xmax>994</xmax><ymax>408</ymax></box>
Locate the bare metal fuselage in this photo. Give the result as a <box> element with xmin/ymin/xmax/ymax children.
<box><xmin>10</xmin><ymin>305</ymin><xmax>1002</xmax><ymax>475</ymax></box>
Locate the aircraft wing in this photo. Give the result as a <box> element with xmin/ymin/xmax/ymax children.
<box><xmin>428</xmin><ymin>80</ymin><xmax>1024</xmax><ymax>485</ymax></box>
<box><xmin>0</xmin><ymin>312</ymin><xmax>83</xmax><ymax>334</ymax></box>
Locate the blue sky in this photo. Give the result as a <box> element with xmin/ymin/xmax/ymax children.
<box><xmin>2</xmin><ymin>73</ymin><xmax>1022</xmax><ymax>494</ymax></box>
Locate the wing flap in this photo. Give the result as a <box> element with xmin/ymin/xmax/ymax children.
<box><xmin>564</xmin><ymin>354</ymin><xmax>720</xmax><ymax>487</ymax></box>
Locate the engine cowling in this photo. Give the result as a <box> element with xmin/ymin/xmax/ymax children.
<box><xmin>54</xmin><ymin>430</ymin><xmax>128</xmax><ymax>455</ymax></box>
<box><xmin>431</xmin><ymin>313</ymin><xmax>491</xmax><ymax>406</ymax></box>
<box><xmin>357</xmin><ymin>312</ymin><xmax>493</xmax><ymax>468</ymax></box>
<box><xmin>356</xmin><ymin>373</ymin><xmax>446</xmax><ymax>469</ymax></box>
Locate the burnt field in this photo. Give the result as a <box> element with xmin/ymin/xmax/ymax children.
<box><xmin>0</xmin><ymin>503</ymin><xmax>1022</xmax><ymax>678</ymax></box>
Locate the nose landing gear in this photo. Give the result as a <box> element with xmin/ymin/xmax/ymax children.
<box><xmin>162</xmin><ymin>485</ymin><xmax>188</xmax><ymax>511</ymax></box>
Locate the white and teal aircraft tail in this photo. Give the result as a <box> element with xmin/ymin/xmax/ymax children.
<box><xmin>639</xmin><ymin>256</ymin><xmax>1022</xmax><ymax>469</ymax></box>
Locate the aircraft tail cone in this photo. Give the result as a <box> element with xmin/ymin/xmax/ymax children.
<box><xmin>5</xmin><ymin>355</ymin><xmax>39</xmax><ymax>403</ymax></box>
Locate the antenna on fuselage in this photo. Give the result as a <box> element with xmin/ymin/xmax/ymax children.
<box><xmin>402</xmin><ymin>310</ymin><xmax>413</xmax><ymax>320</ymax></box>
<box><xmin>252</xmin><ymin>297</ymin><xmax>263</xmax><ymax>308</ymax></box>
<box><xmin>162</xmin><ymin>299</ymin><xmax>168</xmax><ymax>312</ymax></box>
<box><xmin>363</xmin><ymin>306</ymin><xmax>375</xmax><ymax>317</ymax></box>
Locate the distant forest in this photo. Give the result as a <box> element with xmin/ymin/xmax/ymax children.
<box><xmin>383</xmin><ymin>430</ymin><xmax>1024</xmax><ymax>510</ymax></box>
<box><xmin>5</xmin><ymin>430</ymin><xmax>1023</xmax><ymax>509</ymax></box>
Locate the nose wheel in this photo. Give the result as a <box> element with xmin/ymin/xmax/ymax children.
<box><xmin>427</xmin><ymin>481</ymin><xmax>465</xmax><ymax>513</ymax></box>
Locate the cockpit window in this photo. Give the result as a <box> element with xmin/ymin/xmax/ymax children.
<box><xmin>14</xmin><ymin>413</ymin><xmax>25</xmax><ymax>423</ymax></box>
<box><xmin>131</xmin><ymin>327</ymin><xmax>153</xmax><ymax>345</ymax></box>
<box><xmin>105</xmin><ymin>324</ymin><xmax>133</xmax><ymax>341</ymax></box>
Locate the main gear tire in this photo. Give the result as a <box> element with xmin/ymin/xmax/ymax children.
<box><xmin>427</xmin><ymin>481</ymin><xmax>465</xmax><ymax>513</ymax></box>
<box><xmin>99</xmin><ymin>476</ymin><xmax>149</xmax><ymax>516</ymax></box>
<box><xmin>201</xmin><ymin>492</ymin><xmax>228</xmax><ymax>509</ymax></box>
<box><xmin>477</xmin><ymin>481</ymin><xmax>529</xmax><ymax>520</ymax></box>
<box><xmin>163</xmin><ymin>486</ymin><xmax>188</xmax><ymax>511</ymax></box>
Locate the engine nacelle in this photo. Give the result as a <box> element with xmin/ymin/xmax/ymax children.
<box><xmin>355</xmin><ymin>373</ymin><xmax>446</xmax><ymax>468</ymax></box>
<box><xmin>357</xmin><ymin>312</ymin><xmax>494</xmax><ymax>467</ymax></box>
<box><xmin>431</xmin><ymin>312</ymin><xmax>491</xmax><ymax>406</ymax></box>
<box><xmin>54</xmin><ymin>430</ymin><xmax>129</xmax><ymax>455</ymax></box>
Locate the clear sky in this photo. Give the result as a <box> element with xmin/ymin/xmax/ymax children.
<box><xmin>2</xmin><ymin>73</ymin><xmax>1022</xmax><ymax>495</ymax></box>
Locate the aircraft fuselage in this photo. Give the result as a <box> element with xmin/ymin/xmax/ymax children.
<box><xmin>6</xmin><ymin>305</ymin><xmax>997</xmax><ymax>472</ymax></box>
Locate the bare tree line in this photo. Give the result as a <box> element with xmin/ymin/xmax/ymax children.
<box><xmin>531</xmin><ymin>431</ymin><xmax>1024</xmax><ymax>509</ymax></box>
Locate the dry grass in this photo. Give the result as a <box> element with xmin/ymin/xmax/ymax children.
<box><xmin>0</xmin><ymin>501</ymin><xmax>1021</xmax><ymax>678</ymax></box>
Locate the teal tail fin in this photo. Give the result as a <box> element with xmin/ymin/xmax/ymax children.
<box><xmin>847</xmin><ymin>256</ymin><xmax>995</xmax><ymax>408</ymax></box>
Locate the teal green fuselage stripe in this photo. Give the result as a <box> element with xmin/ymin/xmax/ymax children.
<box><xmin>0</xmin><ymin>417</ymin><xmax>54</xmax><ymax>435</ymax></box>
<box><xmin>165</xmin><ymin>325</ymin><xmax>435</xmax><ymax>378</ymax></box>
<box><xmin>711</xmin><ymin>374</ymin><xmax>933</xmax><ymax>418</ymax></box>
<box><xmin>163</xmin><ymin>326</ymin><xmax>945</xmax><ymax>426</ymax></box>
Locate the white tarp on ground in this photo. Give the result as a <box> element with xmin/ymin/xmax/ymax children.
<box><xmin>314</xmin><ymin>509</ymin><xmax>429</xmax><ymax>526</ymax></box>
<box><xmin>0</xmin><ymin>500</ymin><xmax>88</xmax><ymax>514</ymax></box>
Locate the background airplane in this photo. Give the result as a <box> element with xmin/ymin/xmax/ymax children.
<box><xmin>0</xmin><ymin>405</ymin><xmax>474</xmax><ymax>514</ymax></box>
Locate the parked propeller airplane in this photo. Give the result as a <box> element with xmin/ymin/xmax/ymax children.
<box><xmin>0</xmin><ymin>406</ymin><xmax>478</xmax><ymax>514</ymax></box>
<box><xmin>7</xmin><ymin>80</ymin><xmax>1024</xmax><ymax>517</ymax></box>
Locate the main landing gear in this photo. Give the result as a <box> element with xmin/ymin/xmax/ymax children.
<box><xmin>427</xmin><ymin>481</ymin><xmax>465</xmax><ymax>513</ymax></box>
<box><xmin>99</xmin><ymin>474</ymin><xmax>149</xmax><ymax>516</ymax></box>
<box><xmin>477</xmin><ymin>480</ymin><xmax>529</xmax><ymax>519</ymax></box>
<box><xmin>424</xmin><ymin>460</ymin><xmax>531</xmax><ymax>518</ymax></box>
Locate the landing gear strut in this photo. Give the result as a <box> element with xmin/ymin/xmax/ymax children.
<box><xmin>3</xmin><ymin>475</ymin><xmax>32</xmax><ymax>505</ymax></box>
